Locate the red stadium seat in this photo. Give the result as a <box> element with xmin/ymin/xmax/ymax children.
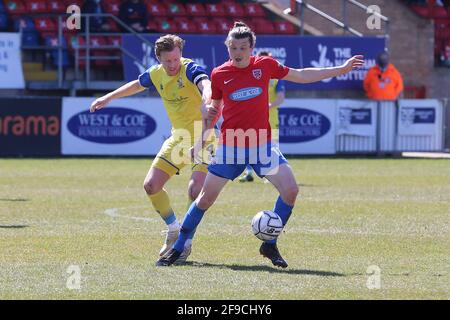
<box><xmin>176</xmin><ymin>19</ymin><xmax>197</xmax><ymax>34</ymax></box>
<box><xmin>215</xmin><ymin>18</ymin><xmax>233</xmax><ymax>34</ymax></box>
<box><xmin>26</xmin><ymin>0</ymin><xmax>47</xmax><ymax>13</ymax></box>
<box><xmin>185</xmin><ymin>3</ymin><xmax>206</xmax><ymax>17</ymax></box>
<box><xmin>431</xmin><ymin>5</ymin><xmax>448</xmax><ymax>18</ymax></box>
<box><xmin>89</xmin><ymin>36</ymin><xmax>110</xmax><ymax>67</ymax></box>
<box><xmin>435</xmin><ymin>19</ymin><xmax>449</xmax><ymax>39</ymax></box>
<box><xmin>104</xmin><ymin>1</ymin><xmax>121</xmax><ymax>16</ymax></box>
<box><xmin>224</xmin><ymin>2</ymin><xmax>245</xmax><ymax>18</ymax></box>
<box><xmin>5</xmin><ymin>0</ymin><xmax>26</xmax><ymax>15</ymax></box>
<box><xmin>33</xmin><ymin>17</ymin><xmax>56</xmax><ymax>33</ymax></box>
<box><xmin>195</xmin><ymin>19</ymin><xmax>217</xmax><ymax>34</ymax></box>
<box><xmin>274</xmin><ymin>21</ymin><xmax>296</xmax><ymax>34</ymax></box>
<box><xmin>147</xmin><ymin>2</ymin><xmax>168</xmax><ymax>17</ymax></box>
<box><xmin>155</xmin><ymin>18</ymin><xmax>178</xmax><ymax>33</ymax></box>
<box><xmin>167</xmin><ymin>3</ymin><xmax>186</xmax><ymax>17</ymax></box>
<box><xmin>64</xmin><ymin>0</ymin><xmax>83</xmax><ymax>8</ymax></box>
<box><xmin>244</xmin><ymin>3</ymin><xmax>266</xmax><ymax>18</ymax></box>
<box><xmin>411</xmin><ymin>5</ymin><xmax>429</xmax><ymax>18</ymax></box>
<box><xmin>47</xmin><ymin>0</ymin><xmax>66</xmax><ymax>13</ymax></box>
<box><xmin>253</xmin><ymin>19</ymin><xmax>275</xmax><ymax>34</ymax></box>
<box><xmin>205</xmin><ymin>3</ymin><xmax>226</xmax><ymax>17</ymax></box>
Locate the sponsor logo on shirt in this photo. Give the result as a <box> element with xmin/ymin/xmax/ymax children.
<box><xmin>229</xmin><ymin>87</ymin><xmax>263</xmax><ymax>101</ymax></box>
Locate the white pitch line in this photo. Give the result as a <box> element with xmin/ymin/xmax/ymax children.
<box><xmin>104</xmin><ymin>207</ymin><xmax>156</xmax><ymax>222</ymax></box>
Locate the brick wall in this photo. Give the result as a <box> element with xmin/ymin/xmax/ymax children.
<box><xmin>290</xmin><ymin>0</ymin><xmax>448</xmax><ymax>100</ymax></box>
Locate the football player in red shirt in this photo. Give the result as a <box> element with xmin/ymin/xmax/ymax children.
<box><xmin>157</xmin><ymin>22</ymin><xmax>364</xmax><ymax>268</ymax></box>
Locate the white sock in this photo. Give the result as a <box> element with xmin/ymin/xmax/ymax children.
<box><xmin>184</xmin><ymin>239</ymin><xmax>192</xmax><ymax>248</ymax></box>
<box><xmin>168</xmin><ymin>220</ymin><xmax>180</xmax><ymax>231</ymax></box>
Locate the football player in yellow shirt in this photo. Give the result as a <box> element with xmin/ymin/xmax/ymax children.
<box><xmin>90</xmin><ymin>35</ymin><xmax>214</xmax><ymax>263</ymax></box>
<box><xmin>239</xmin><ymin>51</ymin><xmax>285</xmax><ymax>183</ymax></box>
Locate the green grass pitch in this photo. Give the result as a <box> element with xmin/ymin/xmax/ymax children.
<box><xmin>0</xmin><ymin>158</ymin><xmax>449</xmax><ymax>299</ymax></box>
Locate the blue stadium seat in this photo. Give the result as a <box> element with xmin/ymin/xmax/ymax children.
<box><xmin>21</xmin><ymin>31</ymin><xmax>39</xmax><ymax>46</ymax></box>
<box><xmin>44</xmin><ymin>35</ymin><xmax>70</xmax><ymax>67</ymax></box>
<box><xmin>0</xmin><ymin>13</ymin><xmax>7</xmax><ymax>30</ymax></box>
<box><xmin>13</xmin><ymin>16</ymin><xmax>35</xmax><ymax>32</ymax></box>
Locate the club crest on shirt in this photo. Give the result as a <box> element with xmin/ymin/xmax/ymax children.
<box><xmin>252</xmin><ymin>69</ymin><xmax>262</xmax><ymax>80</ymax></box>
<box><xmin>177</xmin><ymin>77</ymin><xmax>184</xmax><ymax>89</ymax></box>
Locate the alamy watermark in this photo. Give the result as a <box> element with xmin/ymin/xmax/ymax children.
<box><xmin>366</xmin><ymin>5</ymin><xmax>382</xmax><ymax>31</ymax></box>
<box><xmin>66</xmin><ymin>265</ymin><xmax>81</xmax><ymax>290</ymax></box>
<box><xmin>66</xmin><ymin>5</ymin><xmax>81</xmax><ymax>30</ymax></box>
<box><xmin>366</xmin><ymin>265</ymin><xmax>381</xmax><ymax>290</ymax></box>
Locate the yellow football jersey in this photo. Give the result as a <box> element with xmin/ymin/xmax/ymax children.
<box><xmin>268</xmin><ymin>79</ymin><xmax>285</xmax><ymax>130</ymax></box>
<box><xmin>138</xmin><ymin>58</ymin><xmax>208</xmax><ymax>141</ymax></box>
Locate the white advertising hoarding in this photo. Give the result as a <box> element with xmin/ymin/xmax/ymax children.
<box><xmin>336</xmin><ymin>100</ymin><xmax>377</xmax><ymax>137</ymax></box>
<box><xmin>62</xmin><ymin>97</ymin><xmax>172</xmax><ymax>155</ymax></box>
<box><xmin>0</xmin><ymin>33</ymin><xmax>25</xmax><ymax>89</ymax></box>
<box><xmin>279</xmin><ymin>99</ymin><xmax>336</xmax><ymax>155</ymax></box>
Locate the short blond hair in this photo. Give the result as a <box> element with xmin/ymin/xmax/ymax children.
<box><xmin>154</xmin><ymin>34</ymin><xmax>185</xmax><ymax>58</ymax></box>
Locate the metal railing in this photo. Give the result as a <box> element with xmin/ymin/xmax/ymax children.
<box><xmin>294</xmin><ymin>0</ymin><xmax>390</xmax><ymax>47</ymax></box>
<box><xmin>20</xmin><ymin>13</ymin><xmax>151</xmax><ymax>90</ymax></box>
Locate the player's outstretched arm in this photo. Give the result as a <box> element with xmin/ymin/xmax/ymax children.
<box><xmin>283</xmin><ymin>55</ymin><xmax>364</xmax><ymax>84</ymax></box>
<box><xmin>89</xmin><ymin>80</ymin><xmax>146</xmax><ymax>113</ymax></box>
<box><xmin>197</xmin><ymin>79</ymin><xmax>212</xmax><ymax>105</ymax></box>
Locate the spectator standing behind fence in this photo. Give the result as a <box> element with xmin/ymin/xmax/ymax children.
<box><xmin>363</xmin><ymin>52</ymin><xmax>404</xmax><ymax>100</ymax></box>
<box><xmin>119</xmin><ymin>0</ymin><xmax>148</xmax><ymax>33</ymax></box>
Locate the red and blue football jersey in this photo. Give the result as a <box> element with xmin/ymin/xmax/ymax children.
<box><xmin>211</xmin><ymin>56</ymin><xmax>290</xmax><ymax>147</ymax></box>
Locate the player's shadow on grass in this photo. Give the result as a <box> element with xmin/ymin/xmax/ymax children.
<box><xmin>0</xmin><ymin>225</ymin><xmax>28</xmax><ymax>229</ymax></box>
<box><xmin>0</xmin><ymin>198</ymin><xmax>29</xmax><ymax>202</ymax></box>
<box><xmin>185</xmin><ymin>261</ymin><xmax>345</xmax><ymax>277</ymax></box>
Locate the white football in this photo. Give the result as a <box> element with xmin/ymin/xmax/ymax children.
<box><xmin>251</xmin><ymin>210</ymin><xmax>284</xmax><ymax>241</ymax></box>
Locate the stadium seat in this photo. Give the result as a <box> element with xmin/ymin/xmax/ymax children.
<box><xmin>44</xmin><ymin>35</ymin><xmax>70</xmax><ymax>67</ymax></box>
<box><xmin>431</xmin><ymin>5</ymin><xmax>448</xmax><ymax>18</ymax></box>
<box><xmin>47</xmin><ymin>0</ymin><xmax>66</xmax><ymax>13</ymax></box>
<box><xmin>5</xmin><ymin>0</ymin><xmax>26</xmax><ymax>16</ymax></box>
<box><xmin>215</xmin><ymin>18</ymin><xmax>233</xmax><ymax>34</ymax></box>
<box><xmin>155</xmin><ymin>18</ymin><xmax>178</xmax><ymax>33</ymax></box>
<box><xmin>176</xmin><ymin>18</ymin><xmax>197</xmax><ymax>34</ymax></box>
<box><xmin>167</xmin><ymin>3</ymin><xmax>186</xmax><ymax>17</ymax></box>
<box><xmin>89</xmin><ymin>36</ymin><xmax>111</xmax><ymax>67</ymax></box>
<box><xmin>244</xmin><ymin>3</ymin><xmax>266</xmax><ymax>18</ymax></box>
<box><xmin>410</xmin><ymin>4</ymin><xmax>429</xmax><ymax>17</ymax></box>
<box><xmin>22</xmin><ymin>31</ymin><xmax>40</xmax><ymax>46</ymax></box>
<box><xmin>224</xmin><ymin>2</ymin><xmax>245</xmax><ymax>18</ymax></box>
<box><xmin>185</xmin><ymin>3</ymin><xmax>206</xmax><ymax>17</ymax></box>
<box><xmin>0</xmin><ymin>13</ymin><xmax>8</xmax><ymax>30</ymax></box>
<box><xmin>13</xmin><ymin>16</ymin><xmax>36</xmax><ymax>32</ymax></box>
<box><xmin>0</xmin><ymin>1</ymin><xmax>6</xmax><ymax>13</ymax></box>
<box><xmin>64</xmin><ymin>0</ymin><xmax>83</xmax><ymax>8</ymax></box>
<box><xmin>104</xmin><ymin>1</ymin><xmax>121</xmax><ymax>16</ymax></box>
<box><xmin>205</xmin><ymin>3</ymin><xmax>227</xmax><ymax>18</ymax></box>
<box><xmin>147</xmin><ymin>2</ymin><xmax>168</xmax><ymax>17</ymax></box>
<box><xmin>26</xmin><ymin>0</ymin><xmax>47</xmax><ymax>14</ymax></box>
<box><xmin>33</xmin><ymin>17</ymin><xmax>56</xmax><ymax>33</ymax></box>
<box><xmin>435</xmin><ymin>19</ymin><xmax>449</xmax><ymax>39</ymax></box>
<box><xmin>253</xmin><ymin>19</ymin><xmax>275</xmax><ymax>34</ymax></box>
<box><xmin>195</xmin><ymin>19</ymin><xmax>217</xmax><ymax>34</ymax></box>
<box><xmin>274</xmin><ymin>21</ymin><xmax>297</xmax><ymax>34</ymax></box>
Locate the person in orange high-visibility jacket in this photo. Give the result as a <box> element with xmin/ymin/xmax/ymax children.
<box><xmin>364</xmin><ymin>52</ymin><xmax>404</xmax><ymax>100</ymax></box>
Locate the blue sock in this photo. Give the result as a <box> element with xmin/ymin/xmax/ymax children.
<box><xmin>266</xmin><ymin>196</ymin><xmax>294</xmax><ymax>245</ymax></box>
<box><xmin>173</xmin><ymin>203</ymin><xmax>206</xmax><ymax>252</ymax></box>
<box><xmin>162</xmin><ymin>212</ymin><xmax>176</xmax><ymax>225</ymax></box>
<box><xmin>246</xmin><ymin>165</ymin><xmax>252</xmax><ymax>174</ymax></box>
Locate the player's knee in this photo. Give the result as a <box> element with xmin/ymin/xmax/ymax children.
<box><xmin>188</xmin><ymin>180</ymin><xmax>202</xmax><ymax>201</ymax></box>
<box><xmin>143</xmin><ymin>179</ymin><xmax>162</xmax><ymax>195</ymax></box>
